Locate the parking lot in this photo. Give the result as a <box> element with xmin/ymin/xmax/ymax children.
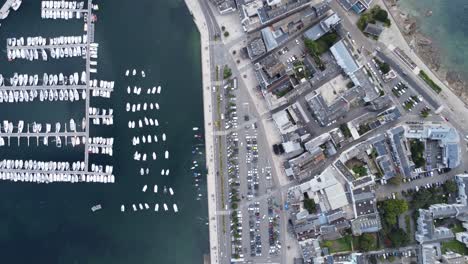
<box><xmin>220</xmin><ymin>77</ymin><xmax>282</xmax><ymax>262</ymax></box>
<box><xmin>367</xmin><ymin>57</ymin><xmax>434</xmax><ymax>116</ymax></box>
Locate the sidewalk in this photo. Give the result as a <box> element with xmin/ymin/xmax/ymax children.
<box><xmin>184</xmin><ymin>1</ymin><xmax>219</xmax><ymax>264</ymax></box>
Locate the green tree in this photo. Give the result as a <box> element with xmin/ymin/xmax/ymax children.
<box><xmin>223</xmin><ymin>66</ymin><xmax>232</xmax><ymax>79</ymax></box>
<box><xmin>379</xmin><ymin>62</ymin><xmax>390</xmax><ymax>74</ymax></box>
<box><xmin>374</xmin><ymin>9</ymin><xmax>388</xmax><ymax>22</ymax></box>
<box><xmin>444</xmin><ymin>180</ymin><xmax>458</xmax><ymax>194</ymax></box>
<box><xmin>358</xmin><ymin>233</ymin><xmax>377</xmax><ymax>251</ymax></box>
<box><xmin>388</xmin><ymin>175</ymin><xmax>403</xmax><ymax>186</ymax></box>
<box><xmin>224</xmin><ymin>31</ymin><xmax>229</xmax><ymax>37</ymax></box>
<box><xmin>381</xmin><ymin>199</ymin><xmax>408</xmax><ymax>226</ymax></box>
<box><xmin>352</xmin><ymin>165</ymin><xmax>368</xmax><ymax>177</ymax></box>
<box><xmin>388</xmin><ymin>228</ymin><xmax>410</xmax><ymax>247</ymax></box>
<box><xmin>303</xmin><ymin>197</ymin><xmax>317</xmax><ymax>214</ymax></box>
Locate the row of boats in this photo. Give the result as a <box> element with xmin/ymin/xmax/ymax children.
<box><xmin>41</xmin><ymin>1</ymin><xmax>85</xmax><ymax>10</ymax></box>
<box><xmin>132</xmin><ymin>134</ymin><xmax>165</xmax><ymax>145</ymax></box>
<box><xmin>41</xmin><ymin>9</ymin><xmax>84</xmax><ymax>20</ymax></box>
<box><xmin>0</xmin><ymin>88</ymin><xmax>85</xmax><ymax>103</ymax></box>
<box><xmin>133</xmin><ymin>151</ymin><xmax>164</xmax><ymax>161</ymax></box>
<box><xmin>127</xmin><ymin>118</ymin><xmax>160</xmax><ymax>129</ymax></box>
<box><xmin>8</xmin><ymin>46</ymin><xmax>88</xmax><ymax>61</ymax></box>
<box><xmin>0</xmin><ymin>159</ymin><xmax>86</xmax><ymax>171</ymax></box>
<box><xmin>0</xmin><ymin>119</ymin><xmax>79</xmax><ymax>134</ymax></box>
<box><xmin>121</xmin><ymin>203</ymin><xmax>178</xmax><ymax>213</ymax></box>
<box><xmin>127</xmin><ymin>85</ymin><xmax>161</xmax><ymax>95</ymax></box>
<box><xmin>2</xmin><ymin>72</ymin><xmax>87</xmax><ymax>86</ymax></box>
<box><xmin>0</xmin><ymin>172</ymin><xmax>115</xmax><ymax>184</ymax></box>
<box><xmin>7</xmin><ymin>35</ymin><xmax>86</xmax><ymax>47</ymax></box>
<box><xmin>125</xmin><ymin>102</ymin><xmax>160</xmax><ymax>112</ymax></box>
<box><xmin>142</xmin><ymin>184</ymin><xmax>174</xmax><ymax>195</ymax></box>
<box><xmin>125</xmin><ymin>69</ymin><xmax>146</xmax><ymax>78</ymax></box>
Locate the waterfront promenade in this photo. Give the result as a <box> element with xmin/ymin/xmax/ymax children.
<box><xmin>184</xmin><ymin>0</ymin><xmax>219</xmax><ymax>263</ymax></box>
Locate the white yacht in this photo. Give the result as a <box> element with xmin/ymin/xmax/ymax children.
<box><xmin>163</xmin><ymin>203</ymin><xmax>168</xmax><ymax>211</ymax></box>
<box><xmin>121</xmin><ymin>205</ymin><xmax>125</xmax><ymax>212</ymax></box>
<box><xmin>173</xmin><ymin>204</ymin><xmax>178</xmax><ymax>213</ymax></box>
<box><xmin>154</xmin><ymin>185</ymin><xmax>158</xmax><ymax>193</ymax></box>
<box><xmin>142</xmin><ymin>184</ymin><xmax>147</xmax><ymax>192</ymax></box>
<box><xmin>91</xmin><ymin>204</ymin><xmax>102</xmax><ymax>212</ymax></box>
<box><xmin>165</xmin><ymin>151</ymin><xmax>169</xmax><ymax>159</ymax></box>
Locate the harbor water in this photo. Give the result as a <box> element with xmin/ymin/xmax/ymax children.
<box><xmin>0</xmin><ymin>0</ymin><xmax>208</xmax><ymax>263</ymax></box>
<box><xmin>398</xmin><ymin>0</ymin><xmax>468</xmax><ymax>77</ymax></box>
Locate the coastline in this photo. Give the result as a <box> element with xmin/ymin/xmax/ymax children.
<box><xmin>384</xmin><ymin>0</ymin><xmax>468</xmax><ymax>104</ymax></box>
<box><xmin>184</xmin><ymin>0</ymin><xmax>219</xmax><ymax>264</ymax></box>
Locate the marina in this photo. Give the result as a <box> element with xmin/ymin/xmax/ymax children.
<box><xmin>0</xmin><ymin>0</ymin><xmax>209</xmax><ymax>262</ymax></box>
<box><xmin>0</xmin><ymin>0</ymin><xmax>114</xmax><ymax>183</ymax></box>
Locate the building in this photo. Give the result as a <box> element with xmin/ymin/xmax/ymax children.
<box><xmin>415</xmin><ymin>174</ymin><xmax>468</xmax><ymax>245</ymax></box>
<box><xmin>330</xmin><ymin>40</ymin><xmax>360</xmax><ymax>85</ymax></box>
<box><xmin>211</xmin><ymin>0</ymin><xmax>237</xmax><ymax>14</ymax></box>
<box><xmin>363</xmin><ymin>23</ymin><xmax>383</xmax><ymax>37</ymax></box>
<box><xmin>303</xmin><ymin>12</ymin><xmax>341</xmax><ymax>41</ymax></box>
<box><xmin>337</xmin><ymin>0</ymin><xmax>373</xmax><ymax>14</ymax></box>
<box><xmin>305</xmin><ymin>91</ymin><xmax>350</xmax><ymax>127</ymax></box>
<box><xmin>272</xmin><ymin>108</ymin><xmax>299</xmax><ymax>134</ymax></box>
<box><xmin>405</xmin><ymin>124</ymin><xmax>461</xmax><ymax>169</ymax></box>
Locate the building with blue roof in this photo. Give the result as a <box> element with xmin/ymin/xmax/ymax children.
<box><xmin>337</xmin><ymin>0</ymin><xmax>373</xmax><ymax>14</ymax></box>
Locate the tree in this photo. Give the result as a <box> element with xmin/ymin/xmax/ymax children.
<box><xmin>303</xmin><ymin>197</ymin><xmax>317</xmax><ymax>214</ymax></box>
<box><xmin>381</xmin><ymin>199</ymin><xmax>408</xmax><ymax>226</ymax></box>
<box><xmin>352</xmin><ymin>165</ymin><xmax>368</xmax><ymax>177</ymax></box>
<box><xmin>388</xmin><ymin>175</ymin><xmax>403</xmax><ymax>186</ymax></box>
<box><xmin>358</xmin><ymin>233</ymin><xmax>377</xmax><ymax>251</ymax></box>
<box><xmin>223</xmin><ymin>31</ymin><xmax>229</xmax><ymax>37</ymax></box>
<box><xmin>388</xmin><ymin>228</ymin><xmax>410</xmax><ymax>247</ymax></box>
<box><xmin>379</xmin><ymin>62</ymin><xmax>390</xmax><ymax>74</ymax></box>
<box><xmin>223</xmin><ymin>66</ymin><xmax>232</xmax><ymax>79</ymax></box>
<box><xmin>374</xmin><ymin>9</ymin><xmax>389</xmax><ymax>23</ymax></box>
<box><xmin>444</xmin><ymin>180</ymin><xmax>458</xmax><ymax>194</ymax></box>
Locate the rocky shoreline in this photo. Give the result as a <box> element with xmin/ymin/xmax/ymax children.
<box><xmin>385</xmin><ymin>0</ymin><xmax>468</xmax><ymax>103</ymax></box>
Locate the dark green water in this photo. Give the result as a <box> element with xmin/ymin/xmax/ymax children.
<box><xmin>0</xmin><ymin>0</ymin><xmax>208</xmax><ymax>263</ymax></box>
<box><xmin>399</xmin><ymin>0</ymin><xmax>468</xmax><ymax>76</ymax></box>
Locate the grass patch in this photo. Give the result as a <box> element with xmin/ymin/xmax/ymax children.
<box><xmin>321</xmin><ymin>235</ymin><xmax>353</xmax><ymax>253</ymax></box>
<box><xmin>419</xmin><ymin>70</ymin><xmax>442</xmax><ymax>93</ymax></box>
<box><xmin>442</xmin><ymin>240</ymin><xmax>468</xmax><ymax>255</ymax></box>
<box><xmin>352</xmin><ymin>165</ymin><xmax>368</xmax><ymax>177</ymax></box>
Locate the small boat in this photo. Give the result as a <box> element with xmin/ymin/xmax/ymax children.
<box><xmin>142</xmin><ymin>185</ymin><xmax>147</xmax><ymax>192</ymax></box>
<box><xmin>162</xmin><ymin>133</ymin><xmax>166</xmax><ymax>141</ymax></box>
<box><xmin>169</xmin><ymin>187</ymin><xmax>174</xmax><ymax>195</ymax></box>
<box><xmin>144</xmin><ymin>203</ymin><xmax>150</xmax><ymax>210</ymax></box>
<box><xmin>132</xmin><ymin>69</ymin><xmax>136</xmax><ymax>76</ymax></box>
<box><xmin>193</xmin><ymin>127</ymin><xmax>199</xmax><ymax>131</ymax></box>
<box><xmin>91</xmin><ymin>204</ymin><xmax>102</xmax><ymax>212</ymax></box>
<box><xmin>121</xmin><ymin>205</ymin><xmax>125</xmax><ymax>212</ymax></box>
<box><xmin>132</xmin><ymin>204</ymin><xmax>137</xmax><ymax>211</ymax></box>
<box><xmin>155</xmin><ymin>204</ymin><xmax>159</xmax><ymax>212</ymax></box>
<box><xmin>173</xmin><ymin>204</ymin><xmax>178</xmax><ymax>213</ymax></box>
<box><xmin>125</xmin><ymin>70</ymin><xmax>129</xmax><ymax>76</ymax></box>
<box><xmin>139</xmin><ymin>203</ymin><xmax>144</xmax><ymax>210</ymax></box>
<box><xmin>141</xmin><ymin>70</ymin><xmax>145</xmax><ymax>77</ymax></box>
<box><xmin>157</xmin><ymin>85</ymin><xmax>161</xmax><ymax>94</ymax></box>
<box><xmin>163</xmin><ymin>203</ymin><xmax>168</xmax><ymax>211</ymax></box>
<box><xmin>154</xmin><ymin>185</ymin><xmax>158</xmax><ymax>193</ymax></box>
<box><xmin>165</xmin><ymin>150</ymin><xmax>169</xmax><ymax>159</ymax></box>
